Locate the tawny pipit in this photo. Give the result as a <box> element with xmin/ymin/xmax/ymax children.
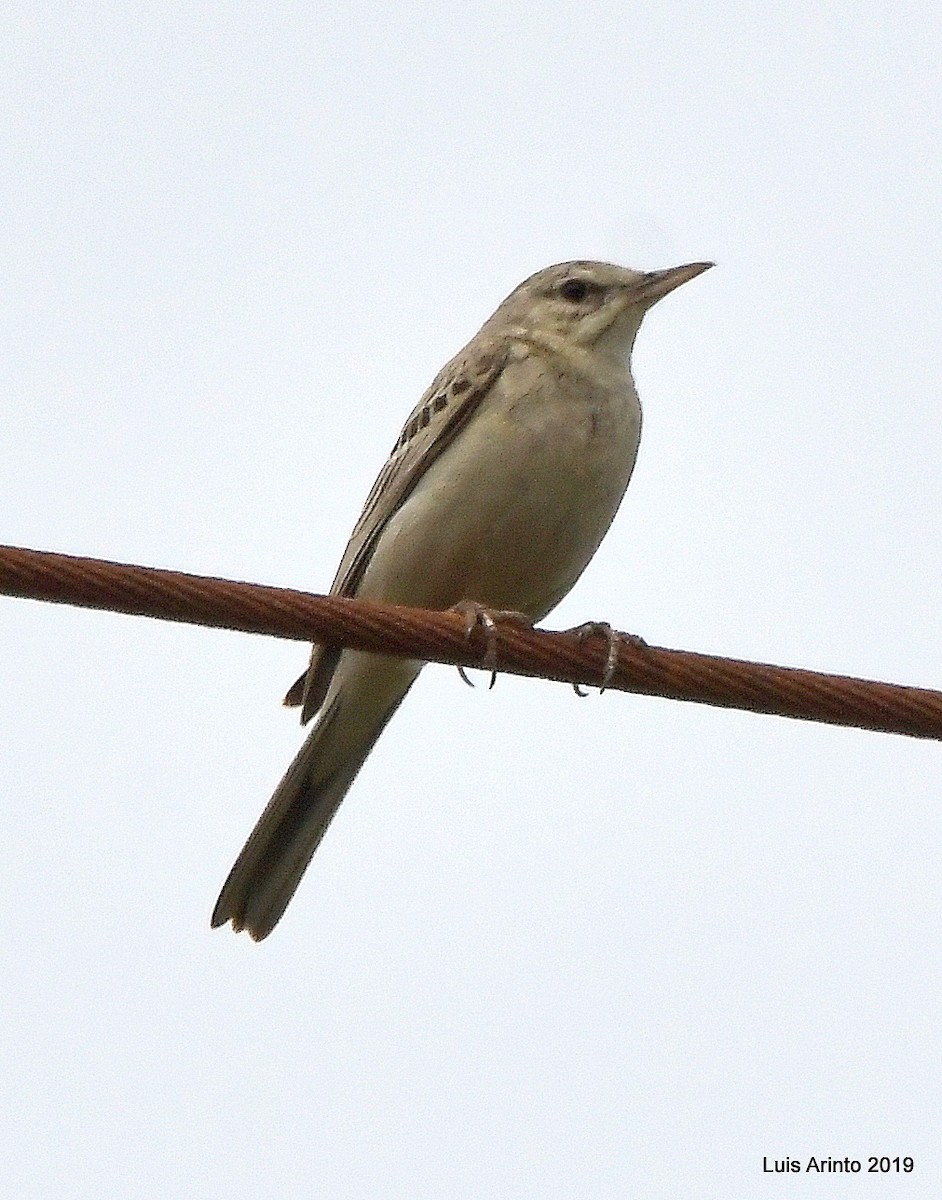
<box><xmin>213</xmin><ymin>259</ymin><xmax>712</xmax><ymax>939</ymax></box>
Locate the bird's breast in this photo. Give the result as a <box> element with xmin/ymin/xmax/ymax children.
<box><xmin>358</xmin><ymin>356</ymin><xmax>642</xmax><ymax>620</ymax></box>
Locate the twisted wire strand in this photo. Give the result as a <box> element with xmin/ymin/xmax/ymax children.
<box><xmin>1</xmin><ymin>543</ymin><xmax>940</xmax><ymax>740</ymax></box>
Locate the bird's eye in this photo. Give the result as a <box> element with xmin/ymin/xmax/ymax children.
<box><xmin>559</xmin><ymin>278</ymin><xmax>590</xmax><ymax>303</ymax></box>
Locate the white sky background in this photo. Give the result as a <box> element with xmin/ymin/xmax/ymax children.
<box><xmin>2</xmin><ymin>3</ymin><xmax>940</xmax><ymax>1196</ymax></box>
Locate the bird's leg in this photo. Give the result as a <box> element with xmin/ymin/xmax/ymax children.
<box><xmin>565</xmin><ymin>621</ymin><xmax>647</xmax><ymax>696</ymax></box>
<box><xmin>451</xmin><ymin>601</ymin><xmax>533</xmax><ymax>690</ymax></box>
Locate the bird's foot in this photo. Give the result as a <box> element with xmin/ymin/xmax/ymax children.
<box><xmin>451</xmin><ymin>601</ymin><xmax>533</xmax><ymax>689</ymax></box>
<box><xmin>565</xmin><ymin>621</ymin><xmax>647</xmax><ymax>696</ymax></box>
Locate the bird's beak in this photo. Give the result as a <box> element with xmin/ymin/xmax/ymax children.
<box><xmin>634</xmin><ymin>261</ymin><xmax>713</xmax><ymax>303</ymax></box>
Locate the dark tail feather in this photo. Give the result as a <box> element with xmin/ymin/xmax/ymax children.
<box><xmin>212</xmin><ymin>690</ymin><xmax>398</xmax><ymax>940</ymax></box>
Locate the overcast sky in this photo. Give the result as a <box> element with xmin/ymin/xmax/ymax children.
<box><xmin>2</xmin><ymin>3</ymin><xmax>940</xmax><ymax>1197</ymax></box>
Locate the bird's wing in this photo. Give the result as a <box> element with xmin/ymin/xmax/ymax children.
<box><xmin>284</xmin><ymin>336</ymin><xmax>510</xmax><ymax>722</ymax></box>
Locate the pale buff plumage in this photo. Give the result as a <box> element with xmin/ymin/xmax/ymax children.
<box><xmin>212</xmin><ymin>258</ymin><xmax>712</xmax><ymax>939</ymax></box>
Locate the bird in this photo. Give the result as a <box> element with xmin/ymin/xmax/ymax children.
<box><xmin>212</xmin><ymin>257</ymin><xmax>712</xmax><ymax>939</ymax></box>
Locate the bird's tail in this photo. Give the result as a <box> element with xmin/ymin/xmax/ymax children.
<box><xmin>212</xmin><ymin>653</ymin><xmax>418</xmax><ymax>940</ymax></box>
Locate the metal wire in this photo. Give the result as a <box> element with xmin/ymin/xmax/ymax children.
<box><xmin>1</xmin><ymin>542</ymin><xmax>940</xmax><ymax>740</ymax></box>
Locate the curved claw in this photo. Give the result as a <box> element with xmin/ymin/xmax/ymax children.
<box><xmin>451</xmin><ymin>601</ymin><xmax>531</xmax><ymax>689</ymax></box>
<box><xmin>566</xmin><ymin>621</ymin><xmax>646</xmax><ymax>694</ymax></box>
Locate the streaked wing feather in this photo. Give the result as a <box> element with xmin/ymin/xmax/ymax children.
<box><xmin>289</xmin><ymin>337</ymin><xmax>509</xmax><ymax>722</ymax></box>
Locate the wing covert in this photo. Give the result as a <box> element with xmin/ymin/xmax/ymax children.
<box><xmin>288</xmin><ymin>336</ymin><xmax>509</xmax><ymax>721</ymax></box>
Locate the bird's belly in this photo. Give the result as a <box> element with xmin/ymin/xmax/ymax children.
<box><xmin>358</xmin><ymin>383</ymin><xmax>641</xmax><ymax>621</ymax></box>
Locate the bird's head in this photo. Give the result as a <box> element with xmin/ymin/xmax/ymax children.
<box><xmin>492</xmin><ymin>259</ymin><xmax>712</xmax><ymax>360</ymax></box>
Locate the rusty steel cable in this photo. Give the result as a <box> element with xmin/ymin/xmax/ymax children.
<box><xmin>1</xmin><ymin>542</ymin><xmax>940</xmax><ymax>741</ymax></box>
